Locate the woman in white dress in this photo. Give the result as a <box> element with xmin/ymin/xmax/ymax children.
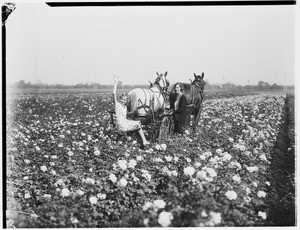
<box><xmin>113</xmin><ymin>76</ymin><xmax>150</xmax><ymax>146</ymax></box>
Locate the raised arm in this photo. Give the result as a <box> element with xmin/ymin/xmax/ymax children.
<box><xmin>112</xmin><ymin>75</ymin><xmax>119</xmax><ymax>104</ymax></box>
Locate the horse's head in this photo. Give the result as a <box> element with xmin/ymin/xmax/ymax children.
<box><xmin>192</xmin><ymin>72</ymin><xmax>206</xmax><ymax>91</ymax></box>
<box><xmin>154</xmin><ymin>71</ymin><xmax>170</xmax><ymax>92</ymax></box>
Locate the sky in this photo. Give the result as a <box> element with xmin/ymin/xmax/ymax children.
<box><xmin>5</xmin><ymin>1</ymin><xmax>296</xmax><ymax>86</ymax></box>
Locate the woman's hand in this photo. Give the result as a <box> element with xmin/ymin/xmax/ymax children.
<box><xmin>113</xmin><ymin>75</ymin><xmax>119</xmax><ymax>84</ymax></box>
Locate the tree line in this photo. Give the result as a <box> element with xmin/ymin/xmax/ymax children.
<box><xmin>8</xmin><ymin>80</ymin><xmax>293</xmax><ymax>91</ymax></box>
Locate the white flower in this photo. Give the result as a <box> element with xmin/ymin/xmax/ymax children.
<box><xmin>158</xmin><ymin>211</ymin><xmax>173</xmax><ymax>227</ymax></box>
<box><xmin>246</xmin><ymin>166</ymin><xmax>259</xmax><ymax>173</ymax></box>
<box><xmin>185</xmin><ymin>129</ymin><xmax>190</xmax><ymax>135</ymax></box>
<box><xmin>94</xmin><ymin>149</ymin><xmax>100</xmax><ymax>156</ymax></box>
<box><xmin>153</xmin><ymin>199</ymin><xmax>166</xmax><ymax>209</ymax></box>
<box><xmin>222</xmin><ymin>153</ymin><xmax>232</xmax><ymax>161</ymax></box>
<box><xmin>109</xmin><ymin>174</ymin><xmax>117</xmax><ymax>183</ymax></box>
<box><xmin>244</xmin><ymin>196</ymin><xmax>251</xmax><ymax>203</ymax></box>
<box><xmin>186</xmin><ymin>157</ymin><xmax>191</xmax><ymax>163</ymax></box>
<box><xmin>24</xmin><ymin>159</ymin><xmax>31</xmax><ymax>164</ymax></box>
<box><xmin>194</xmin><ymin>162</ymin><xmax>201</xmax><ymax>168</ymax></box>
<box><xmin>141</xmin><ymin>170</ymin><xmax>152</xmax><ymax>181</ymax></box>
<box><xmin>50</xmin><ymin>162</ymin><xmax>55</xmax><ymax>166</ymax></box>
<box><xmin>257</xmin><ymin>191</ymin><xmax>267</xmax><ymax>198</ymax></box>
<box><xmin>67</xmin><ymin>151</ymin><xmax>74</xmax><ymax>157</ymax></box>
<box><xmin>201</xmin><ymin>210</ymin><xmax>208</xmax><ymax>217</ymax></box>
<box><xmin>30</xmin><ymin>213</ymin><xmax>38</xmax><ymax>219</ymax></box>
<box><xmin>265</xmin><ymin>181</ymin><xmax>271</xmax><ymax>186</ymax></box>
<box><xmin>71</xmin><ymin>217</ymin><xmax>79</xmax><ymax>224</ymax></box>
<box><xmin>259</xmin><ymin>154</ymin><xmax>268</xmax><ymax>161</ymax></box>
<box><xmin>245</xmin><ymin>187</ymin><xmax>251</xmax><ymax>195</ymax></box>
<box><xmin>225</xmin><ymin>190</ymin><xmax>238</xmax><ymax>200</ymax></box>
<box><xmin>118</xmin><ymin>178</ymin><xmax>128</xmax><ymax>187</ymax></box>
<box><xmin>171</xmin><ymin>170</ymin><xmax>178</xmax><ymax>177</ymax></box>
<box><xmin>128</xmin><ymin>159</ymin><xmax>137</xmax><ymax>168</ymax></box>
<box><xmin>173</xmin><ymin>156</ymin><xmax>179</xmax><ymax>162</ymax></box>
<box><xmin>89</xmin><ymin>196</ymin><xmax>98</xmax><ymax>204</ymax></box>
<box><xmin>136</xmin><ymin>156</ymin><xmax>143</xmax><ymax>161</ymax></box>
<box><xmin>40</xmin><ymin>166</ymin><xmax>47</xmax><ymax>172</ymax></box>
<box><xmin>50</xmin><ymin>170</ymin><xmax>56</xmax><ymax>175</ymax></box>
<box><xmin>97</xmin><ymin>193</ymin><xmax>106</xmax><ymax>200</ymax></box>
<box><xmin>43</xmin><ymin>194</ymin><xmax>52</xmax><ymax>200</ymax></box>
<box><xmin>35</xmin><ymin>146</ymin><xmax>41</xmax><ymax>151</ymax></box>
<box><xmin>160</xmin><ymin>143</ymin><xmax>167</xmax><ymax>151</ymax></box>
<box><xmin>76</xmin><ymin>189</ymin><xmax>84</xmax><ymax>196</ymax></box>
<box><xmin>61</xmin><ymin>188</ymin><xmax>70</xmax><ymax>197</ymax></box>
<box><xmin>143</xmin><ymin>218</ymin><xmax>149</xmax><ymax>226</ymax></box>
<box><xmin>210</xmin><ymin>211</ymin><xmax>222</xmax><ymax>225</ymax></box>
<box><xmin>23</xmin><ymin>176</ymin><xmax>29</xmax><ymax>180</ymax></box>
<box><xmin>232</xmin><ymin>175</ymin><xmax>241</xmax><ymax>183</ymax></box>
<box><xmin>54</xmin><ymin>179</ymin><xmax>64</xmax><ymax>187</ymax></box>
<box><xmin>258</xmin><ymin>211</ymin><xmax>267</xmax><ymax>220</ymax></box>
<box><xmin>215</xmin><ymin>148</ymin><xmax>223</xmax><ymax>155</ymax></box>
<box><xmin>24</xmin><ymin>193</ymin><xmax>31</xmax><ymax>199</ymax></box>
<box><xmin>165</xmin><ymin>156</ymin><xmax>172</xmax><ymax>162</ymax></box>
<box><xmin>118</xmin><ymin>160</ymin><xmax>128</xmax><ymax>170</ymax></box>
<box><xmin>205</xmin><ymin>168</ymin><xmax>217</xmax><ymax>178</ymax></box>
<box><xmin>184</xmin><ymin>166</ymin><xmax>195</xmax><ymax>176</ymax></box>
<box><xmin>142</xmin><ymin>201</ymin><xmax>153</xmax><ymax>211</ymax></box>
<box><xmin>155</xmin><ymin>144</ymin><xmax>162</xmax><ymax>150</ymax></box>
<box><xmin>85</xmin><ymin>178</ymin><xmax>95</xmax><ymax>184</ymax></box>
<box><xmin>228</xmin><ymin>137</ymin><xmax>234</xmax><ymax>142</ymax></box>
<box><xmin>197</xmin><ymin>170</ymin><xmax>208</xmax><ymax>180</ymax></box>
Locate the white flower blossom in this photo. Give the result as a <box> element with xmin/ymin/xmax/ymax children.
<box><xmin>118</xmin><ymin>178</ymin><xmax>128</xmax><ymax>187</ymax></box>
<box><xmin>210</xmin><ymin>211</ymin><xmax>222</xmax><ymax>225</ymax></box>
<box><xmin>142</xmin><ymin>201</ymin><xmax>153</xmax><ymax>211</ymax></box>
<box><xmin>225</xmin><ymin>190</ymin><xmax>238</xmax><ymax>200</ymax></box>
<box><xmin>222</xmin><ymin>153</ymin><xmax>232</xmax><ymax>161</ymax></box>
<box><xmin>67</xmin><ymin>151</ymin><xmax>74</xmax><ymax>157</ymax></box>
<box><xmin>160</xmin><ymin>143</ymin><xmax>167</xmax><ymax>151</ymax></box>
<box><xmin>232</xmin><ymin>175</ymin><xmax>241</xmax><ymax>183</ymax></box>
<box><xmin>128</xmin><ymin>159</ymin><xmax>137</xmax><ymax>168</ymax></box>
<box><xmin>258</xmin><ymin>211</ymin><xmax>267</xmax><ymax>220</ymax></box>
<box><xmin>173</xmin><ymin>156</ymin><xmax>179</xmax><ymax>162</ymax></box>
<box><xmin>118</xmin><ymin>160</ymin><xmax>128</xmax><ymax>170</ymax></box>
<box><xmin>257</xmin><ymin>191</ymin><xmax>267</xmax><ymax>198</ymax></box>
<box><xmin>109</xmin><ymin>174</ymin><xmax>117</xmax><ymax>183</ymax></box>
<box><xmin>197</xmin><ymin>170</ymin><xmax>208</xmax><ymax>180</ymax></box>
<box><xmin>184</xmin><ymin>166</ymin><xmax>195</xmax><ymax>176</ymax></box>
<box><xmin>136</xmin><ymin>156</ymin><xmax>143</xmax><ymax>161</ymax></box>
<box><xmin>61</xmin><ymin>188</ymin><xmax>70</xmax><ymax>197</ymax></box>
<box><xmin>71</xmin><ymin>217</ymin><xmax>79</xmax><ymax>224</ymax></box>
<box><xmin>24</xmin><ymin>159</ymin><xmax>31</xmax><ymax>164</ymax></box>
<box><xmin>76</xmin><ymin>189</ymin><xmax>84</xmax><ymax>196</ymax></box>
<box><xmin>89</xmin><ymin>196</ymin><xmax>98</xmax><ymax>204</ymax></box>
<box><xmin>40</xmin><ymin>165</ymin><xmax>47</xmax><ymax>172</ymax></box>
<box><xmin>153</xmin><ymin>199</ymin><xmax>166</xmax><ymax>209</ymax></box>
<box><xmin>165</xmin><ymin>156</ymin><xmax>172</xmax><ymax>162</ymax></box>
<box><xmin>246</xmin><ymin>166</ymin><xmax>259</xmax><ymax>173</ymax></box>
<box><xmin>94</xmin><ymin>149</ymin><xmax>100</xmax><ymax>156</ymax></box>
<box><xmin>85</xmin><ymin>178</ymin><xmax>95</xmax><ymax>184</ymax></box>
<box><xmin>158</xmin><ymin>211</ymin><xmax>173</xmax><ymax>227</ymax></box>
<box><xmin>97</xmin><ymin>193</ymin><xmax>106</xmax><ymax>200</ymax></box>
<box><xmin>205</xmin><ymin>168</ymin><xmax>217</xmax><ymax>177</ymax></box>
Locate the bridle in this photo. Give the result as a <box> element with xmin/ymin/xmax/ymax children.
<box><xmin>149</xmin><ymin>75</ymin><xmax>170</xmax><ymax>101</ymax></box>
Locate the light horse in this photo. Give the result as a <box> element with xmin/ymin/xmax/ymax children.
<box><xmin>126</xmin><ymin>71</ymin><xmax>170</xmax><ymax>118</ymax></box>
<box><xmin>169</xmin><ymin>72</ymin><xmax>206</xmax><ymax>132</ymax></box>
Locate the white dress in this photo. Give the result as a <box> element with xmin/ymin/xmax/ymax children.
<box><xmin>115</xmin><ymin>101</ymin><xmax>141</xmax><ymax>132</ymax></box>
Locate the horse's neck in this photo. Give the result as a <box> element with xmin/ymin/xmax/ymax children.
<box><xmin>150</xmin><ymin>85</ymin><xmax>160</xmax><ymax>92</ymax></box>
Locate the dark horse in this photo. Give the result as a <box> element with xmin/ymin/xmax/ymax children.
<box><xmin>169</xmin><ymin>72</ymin><xmax>206</xmax><ymax>132</ymax></box>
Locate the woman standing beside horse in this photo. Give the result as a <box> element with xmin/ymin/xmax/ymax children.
<box><xmin>171</xmin><ymin>82</ymin><xmax>188</xmax><ymax>134</ymax></box>
<box><xmin>112</xmin><ymin>75</ymin><xmax>150</xmax><ymax>147</ymax></box>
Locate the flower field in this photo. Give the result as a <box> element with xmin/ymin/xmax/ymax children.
<box><xmin>6</xmin><ymin>90</ymin><xmax>295</xmax><ymax>227</ymax></box>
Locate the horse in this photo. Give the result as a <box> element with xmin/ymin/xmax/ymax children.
<box><xmin>126</xmin><ymin>71</ymin><xmax>170</xmax><ymax>118</ymax></box>
<box><xmin>169</xmin><ymin>72</ymin><xmax>206</xmax><ymax>132</ymax></box>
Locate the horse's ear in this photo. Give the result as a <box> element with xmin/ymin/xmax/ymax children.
<box><xmin>201</xmin><ymin>72</ymin><xmax>204</xmax><ymax>78</ymax></box>
<box><xmin>165</xmin><ymin>71</ymin><xmax>168</xmax><ymax>76</ymax></box>
<box><xmin>156</xmin><ymin>71</ymin><xmax>159</xmax><ymax>76</ymax></box>
<box><xmin>194</xmin><ymin>73</ymin><xmax>196</xmax><ymax>78</ymax></box>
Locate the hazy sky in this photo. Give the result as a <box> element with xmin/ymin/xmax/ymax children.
<box><xmin>5</xmin><ymin>1</ymin><xmax>295</xmax><ymax>86</ymax></box>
